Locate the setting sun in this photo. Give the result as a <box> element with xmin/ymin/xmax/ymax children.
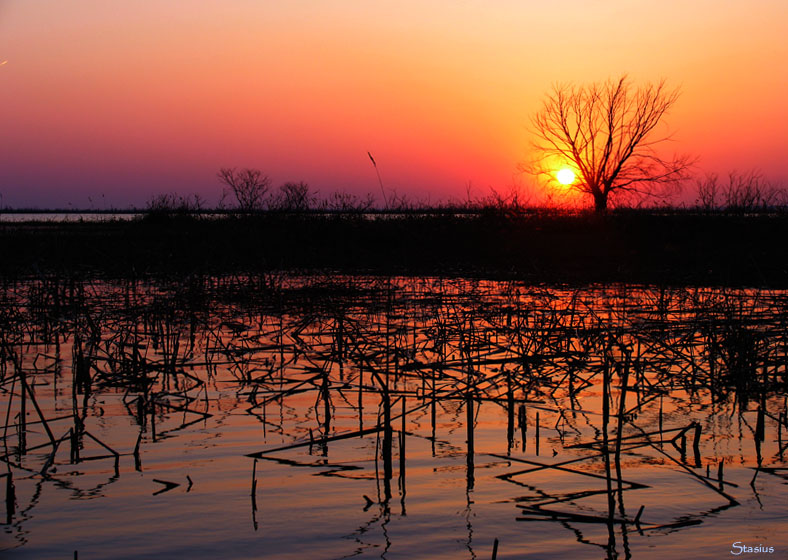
<box><xmin>556</xmin><ymin>167</ymin><xmax>575</xmax><ymax>185</ymax></box>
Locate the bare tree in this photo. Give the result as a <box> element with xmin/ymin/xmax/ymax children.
<box><xmin>273</xmin><ymin>181</ymin><xmax>315</xmax><ymax>211</ymax></box>
<box><xmin>696</xmin><ymin>170</ymin><xmax>785</xmax><ymax>212</ymax></box>
<box><xmin>217</xmin><ymin>167</ymin><xmax>270</xmax><ymax>211</ymax></box>
<box><xmin>530</xmin><ymin>75</ymin><xmax>693</xmax><ymax>212</ymax></box>
<box><xmin>319</xmin><ymin>191</ymin><xmax>375</xmax><ymax>212</ymax></box>
<box><xmin>695</xmin><ymin>173</ymin><xmax>721</xmax><ymax>211</ymax></box>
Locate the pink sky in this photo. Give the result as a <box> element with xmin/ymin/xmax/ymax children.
<box><xmin>1</xmin><ymin>1</ymin><xmax>786</xmax><ymax>208</ymax></box>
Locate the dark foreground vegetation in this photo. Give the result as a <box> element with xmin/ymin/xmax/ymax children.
<box><xmin>2</xmin><ymin>209</ymin><xmax>788</xmax><ymax>285</ymax></box>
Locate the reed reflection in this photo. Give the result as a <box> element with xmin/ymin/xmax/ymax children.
<box><xmin>1</xmin><ymin>276</ymin><xmax>787</xmax><ymax>558</ymax></box>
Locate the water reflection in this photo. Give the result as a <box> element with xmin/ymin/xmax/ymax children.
<box><xmin>1</xmin><ymin>276</ymin><xmax>787</xmax><ymax>558</ymax></box>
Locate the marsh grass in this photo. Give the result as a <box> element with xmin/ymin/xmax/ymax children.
<box><xmin>1</xmin><ymin>274</ymin><xmax>787</xmax><ymax>557</ymax></box>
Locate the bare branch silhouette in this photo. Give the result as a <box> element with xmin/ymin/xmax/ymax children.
<box><xmin>217</xmin><ymin>167</ymin><xmax>270</xmax><ymax>211</ymax></box>
<box><xmin>529</xmin><ymin>75</ymin><xmax>694</xmax><ymax>212</ymax></box>
<box><xmin>696</xmin><ymin>170</ymin><xmax>786</xmax><ymax>212</ymax></box>
<box><xmin>273</xmin><ymin>181</ymin><xmax>315</xmax><ymax>211</ymax></box>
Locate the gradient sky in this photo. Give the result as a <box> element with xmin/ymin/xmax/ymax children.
<box><xmin>1</xmin><ymin>1</ymin><xmax>786</xmax><ymax>208</ymax></box>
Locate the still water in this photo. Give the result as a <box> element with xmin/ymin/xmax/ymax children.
<box><xmin>1</xmin><ymin>276</ymin><xmax>786</xmax><ymax>559</ymax></box>
<box><xmin>0</xmin><ymin>213</ymin><xmax>140</xmax><ymax>222</ymax></box>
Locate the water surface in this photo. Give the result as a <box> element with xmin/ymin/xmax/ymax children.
<box><xmin>1</xmin><ymin>276</ymin><xmax>786</xmax><ymax>558</ymax></box>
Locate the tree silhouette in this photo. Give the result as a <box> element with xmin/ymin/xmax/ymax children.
<box><xmin>530</xmin><ymin>76</ymin><xmax>693</xmax><ymax>212</ymax></box>
<box><xmin>274</xmin><ymin>181</ymin><xmax>315</xmax><ymax>211</ymax></box>
<box><xmin>217</xmin><ymin>167</ymin><xmax>270</xmax><ymax>211</ymax></box>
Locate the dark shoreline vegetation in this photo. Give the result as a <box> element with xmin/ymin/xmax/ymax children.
<box><xmin>2</xmin><ymin>209</ymin><xmax>788</xmax><ymax>286</ymax></box>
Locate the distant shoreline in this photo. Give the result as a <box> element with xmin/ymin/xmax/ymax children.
<box><xmin>2</xmin><ymin>212</ymin><xmax>787</xmax><ymax>286</ymax></box>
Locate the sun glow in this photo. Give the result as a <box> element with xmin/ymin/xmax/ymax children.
<box><xmin>556</xmin><ymin>168</ymin><xmax>575</xmax><ymax>185</ymax></box>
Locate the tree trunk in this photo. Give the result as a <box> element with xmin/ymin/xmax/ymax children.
<box><xmin>593</xmin><ymin>190</ymin><xmax>608</xmax><ymax>213</ymax></box>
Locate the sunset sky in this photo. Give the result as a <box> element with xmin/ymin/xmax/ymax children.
<box><xmin>1</xmin><ymin>1</ymin><xmax>786</xmax><ymax>208</ymax></box>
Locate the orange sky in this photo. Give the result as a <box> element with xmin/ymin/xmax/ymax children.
<box><xmin>0</xmin><ymin>1</ymin><xmax>786</xmax><ymax>208</ymax></box>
